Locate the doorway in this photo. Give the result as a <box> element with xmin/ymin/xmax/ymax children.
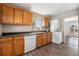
<box><xmin>64</xmin><ymin>16</ymin><xmax>78</xmax><ymax>50</ymax></box>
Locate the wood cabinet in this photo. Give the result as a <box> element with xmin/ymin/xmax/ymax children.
<box><xmin>14</xmin><ymin>8</ymin><xmax>23</xmax><ymax>24</ymax></box>
<box><xmin>3</xmin><ymin>5</ymin><xmax>14</xmax><ymax>24</ymax></box>
<box><xmin>0</xmin><ymin>4</ymin><xmax>3</xmax><ymax>23</ymax></box>
<box><xmin>0</xmin><ymin>36</ymin><xmax>24</xmax><ymax>56</ymax></box>
<box><xmin>0</xmin><ymin>38</ymin><xmax>14</xmax><ymax>56</ymax></box>
<box><xmin>42</xmin><ymin>33</ymin><xmax>47</xmax><ymax>45</ymax></box>
<box><xmin>0</xmin><ymin>4</ymin><xmax>14</xmax><ymax>24</ymax></box>
<box><xmin>14</xmin><ymin>36</ymin><xmax>24</xmax><ymax>55</ymax></box>
<box><xmin>2</xmin><ymin>41</ymin><xmax>13</xmax><ymax>56</ymax></box>
<box><xmin>23</xmin><ymin>11</ymin><xmax>32</xmax><ymax>25</ymax></box>
<box><xmin>47</xmin><ymin>32</ymin><xmax>52</xmax><ymax>44</ymax></box>
<box><xmin>0</xmin><ymin>4</ymin><xmax>33</xmax><ymax>25</ymax></box>
<box><xmin>42</xmin><ymin>16</ymin><xmax>49</xmax><ymax>27</ymax></box>
<box><xmin>36</xmin><ymin>34</ymin><xmax>43</xmax><ymax>48</ymax></box>
<box><xmin>36</xmin><ymin>32</ymin><xmax>52</xmax><ymax>48</ymax></box>
<box><xmin>0</xmin><ymin>44</ymin><xmax>2</xmax><ymax>56</ymax></box>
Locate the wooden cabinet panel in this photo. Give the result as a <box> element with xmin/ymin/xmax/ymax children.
<box><xmin>2</xmin><ymin>41</ymin><xmax>14</xmax><ymax>56</ymax></box>
<box><xmin>0</xmin><ymin>38</ymin><xmax>14</xmax><ymax>56</ymax></box>
<box><xmin>36</xmin><ymin>34</ymin><xmax>43</xmax><ymax>48</ymax></box>
<box><xmin>14</xmin><ymin>36</ymin><xmax>24</xmax><ymax>55</ymax></box>
<box><xmin>0</xmin><ymin>37</ymin><xmax>13</xmax><ymax>42</ymax></box>
<box><xmin>42</xmin><ymin>33</ymin><xmax>47</xmax><ymax>45</ymax></box>
<box><xmin>23</xmin><ymin>11</ymin><xmax>32</xmax><ymax>25</ymax></box>
<box><xmin>3</xmin><ymin>5</ymin><xmax>14</xmax><ymax>24</ymax></box>
<box><xmin>47</xmin><ymin>32</ymin><xmax>52</xmax><ymax>43</ymax></box>
<box><xmin>42</xmin><ymin>16</ymin><xmax>49</xmax><ymax>27</ymax></box>
<box><xmin>14</xmin><ymin>8</ymin><xmax>23</xmax><ymax>24</ymax></box>
<box><xmin>44</xmin><ymin>17</ymin><xmax>49</xmax><ymax>27</ymax></box>
<box><xmin>0</xmin><ymin>4</ymin><xmax>3</xmax><ymax>23</ymax></box>
<box><xmin>0</xmin><ymin>44</ymin><xmax>2</xmax><ymax>56</ymax></box>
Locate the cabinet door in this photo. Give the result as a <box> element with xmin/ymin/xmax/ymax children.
<box><xmin>36</xmin><ymin>34</ymin><xmax>43</xmax><ymax>48</ymax></box>
<box><xmin>3</xmin><ymin>5</ymin><xmax>14</xmax><ymax>24</ymax></box>
<box><xmin>0</xmin><ymin>4</ymin><xmax>3</xmax><ymax>23</ymax></box>
<box><xmin>42</xmin><ymin>16</ymin><xmax>49</xmax><ymax>27</ymax></box>
<box><xmin>2</xmin><ymin>41</ymin><xmax>14</xmax><ymax>56</ymax></box>
<box><xmin>0</xmin><ymin>44</ymin><xmax>2</xmax><ymax>56</ymax></box>
<box><xmin>23</xmin><ymin>11</ymin><xmax>32</xmax><ymax>25</ymax></box>
<box><xmin>14</xmin><ymin>36</ymin><xmax>24</xmax><ymax>55</ymax></box>
<box><xmin>42</xmin><ymin>33</ymin><xmax>47</xmax><ymax>45</ymax></box>
<box><xmin>14</xmin><ymin>8</ymin><xmax>23</xmax><ymax>24</ymax></box>
<box><xmin>47</xmin><ymin>33</ymin><xmax>52</xmax><ymax>43</ymax></box>
<box><xmin>44</xmin><ymin>17</ymin><xmax>49</xmax><ymax>27</ymax></box>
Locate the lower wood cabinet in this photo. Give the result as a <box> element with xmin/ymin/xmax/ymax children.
<box><xmin>42</xmin><ymin>33</ymin><xmax>47</xmax><ymax>45</ymax></box>
<box><xmin>36</xmin><ymin>34</ymin><xmax>43</xmax><ymax>48</ymax></box>
<box><xmin>0</xmin><ymin>36</ymin><xmax>24</xmax><ymax>56</ymax></box>
<box><xmin>36</xmin><ymin>32</ymin><xmax>52</xmax><ymax>48</ymax></box>
<box><xmin>0</xmin><ymin>38</ymin><xmax>14</xmax><ymax>56</ymax></box>
<box><xmin>47</xmin><ymin>32</ymin><xmax>52</xmax><ymax>44</ymax></box>
<box><xmin>0</xmin><ymin>45</ymin><xmax>2</xmax><ymax>56</ymax></box>
<box><xmin>2</xmin><ymin>41</ymin><xmax>14</xmax><ymax>56</ymax></box>
<box><xmin>14</xmin><ymin>36</ymin><xmax>24</xmax><ymax>56</ymax></box>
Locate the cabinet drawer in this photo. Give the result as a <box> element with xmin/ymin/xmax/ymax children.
<box><xmin>14</xmin><ymin>36</ymin><xmax>24</xmax><ymax>41</ymax></box>
<box><xmin>0</xmin><ymin>38</ymin><xmax>13</xmax><ymax>42</ymax></box>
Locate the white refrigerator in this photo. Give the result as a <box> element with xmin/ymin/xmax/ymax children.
<box><xmin>50</xmin><ymin>20</ymin><xmax>63</xmax><ymax>44</ymax></box>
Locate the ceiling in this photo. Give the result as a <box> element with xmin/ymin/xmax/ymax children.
<box><xmin>10</xmin><ymin>3</ymin><xmax>79</xmax><ymax>16</ymax></box>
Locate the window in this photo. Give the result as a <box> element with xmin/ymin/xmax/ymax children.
<box><xmin>33</xmin><ymin>14</ymin><xmax>42</xmax><ymax>30</ymax></box>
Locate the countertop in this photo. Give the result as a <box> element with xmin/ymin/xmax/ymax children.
<box><xmin>0</xmin><ymin>32</ymin><xmax>49</xmax><ymax>38</ymax></box>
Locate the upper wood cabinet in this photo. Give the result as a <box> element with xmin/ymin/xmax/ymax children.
<box><xmin>0</xmin><ymin>4</ymin><xmax>3</xmax><ymax>23</ymax></box>
<box><xmin>42</xmin><ymin>16</ymin><xmax>49</xmax><ymax>27</ymax></box>
<box><xmin>14</xmin><ymin>36</ymin><xmax>24</xmax><ymax>55</ymax></box>
<box><xmin>14</xmin><ymin>8</ymin><xmax>23</xmax><ymax>24</ymax></box>
<box><xmin>23</xmin><ymin>11</ymin><xmax>32</xmax><ymax>25</ymax></box>
<box><xmin>36</xmin><ymin>34</ymin><xmax>43</xmax><ymax>48</ymax></box>
<box><xmin>0</xmin><ymin>4</ymin><xmax>14</xmax><ymax>24</ymax></box>
<box><xmin>0</xmin><ymin>37</ymin><xmax>14</xmax><ymax>56</ymax></box>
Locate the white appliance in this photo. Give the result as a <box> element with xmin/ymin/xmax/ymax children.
<box><xmin>0</xmin><ymin>24</ymin><xmax>2</xmax><ymax>36</ymax></box>
<box><xmin>24</xmin><ymin>35</ymin><xmax>36</xmax><ymax>53</ymax></box>
<box><xmin>50</xmin><ymin>20</ymin><xmax>63</xmax><ymax>44</ymax></box>
<box><xmin>53</xmin><ymin>32</ymin><xmax>62</xmax><ymax>44</ymax></box>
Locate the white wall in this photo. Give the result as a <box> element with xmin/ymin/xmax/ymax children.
<box><xmin>2</xmin><ymin>25</ymin><xmax>32</xmax><ymax>33</ymax></box>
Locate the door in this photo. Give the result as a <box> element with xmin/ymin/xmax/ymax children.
<box><xmin>14</xmin><ymin>8</ymin><xmax>23</xmax><ymax>24</ymax></box>
<box><xmin>2</xmin><ymin>41</ymin><xmax>13</xmax><ymax>56</ymax></box>
<box><xmin>23</xmin><ymin>11</ymin><xmax>32</xmax><ymax>25</ymax></box>
<box><xmin>14</xmin><ymin>36</ymin><xmax>24</xmax><ymax>55</ymax></box>
<box><xmin>3</xmin><ymin>5</ymin><xmax>14</xmax><ymax>24</ymax></box>
<box><xmin>36</xmin><ymin>34</ymin><xmax>43</xmax><ymax>48</ymax></box>
<box><xmin>42</xmin><ymin>33</ymin><xmax>47</xmax><ymax>45</ymax></box>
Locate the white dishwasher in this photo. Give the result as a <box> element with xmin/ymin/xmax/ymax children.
<box><xmin>24</xmin><ymin>35</ymin><xmax>36</xmax><ymax>53</ymax></box>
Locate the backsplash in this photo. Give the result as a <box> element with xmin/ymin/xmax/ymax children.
<box><xmin>2</xmin><ymin>25</ymin><xmax>32</xmax><ymax>33</ymax></box>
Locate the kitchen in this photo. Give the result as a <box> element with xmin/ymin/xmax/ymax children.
<box><xmin>0</xmin><ymin>3</ymin><xmax>78</xmax><ymax>56</ymax></box>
